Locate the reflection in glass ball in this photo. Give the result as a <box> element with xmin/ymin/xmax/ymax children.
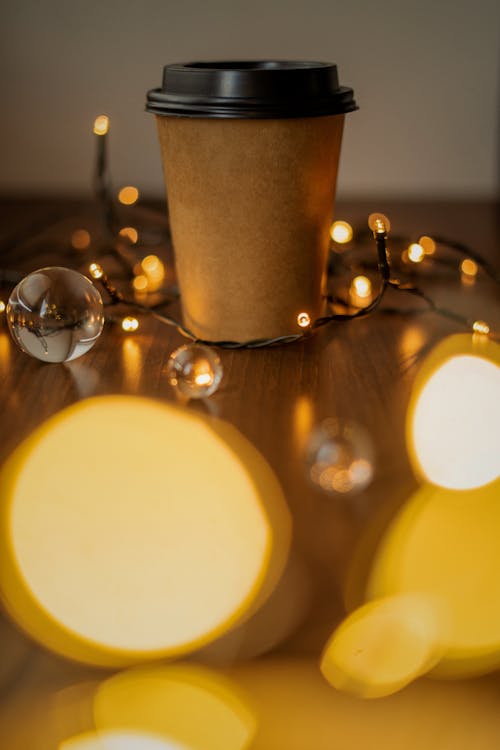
<box><xmin>7</xmin><ymin>267</ymin><xmax>104</xmax><ymax>363</ymax></box>
<box><xmin>166</xmin><ymin>344</ymin><xmax>223</xmax><ymax>399</ymax></box>
<box><xmin>307</xmin><ymin>418</ymin><xmax>375</xmax><ymax>494</ymax></box>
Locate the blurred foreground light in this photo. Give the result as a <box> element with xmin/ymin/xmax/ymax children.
<box><xmin>407</xmin><ymin>243</ymin><xmax>425</xmax><ymax>263</ymax></box>
<box><xmin>339</xmin><ymin>477</ymin><xmax>500</xmax><ymax>694</ymax></box>
<box><xmin>0</xmin><ymin>396</ymin><xmax>290</xmax><ymax>666</ymax></box>
<box><xmin>330</xmin><ymin>220</ymin><xmax>353</xmax><ymax>244</ymax></box>
<box><xmin>357</xmin><ymin>481</ymin><xmax>500</xmax><ymax>691</ymax></box>
<box><xmin>93</xmin><ymin>115</ymin><xmax>109</xmax><ymax>136</ymax></box>
<box><xmin>223</xmin><ymin>656</ymin><xmax>500</xmax><ymax>744</ymax></box>
<box><xmin>118</xmin><ymin>186</ymin><xmax>139</xmax><ymax>206</ymax></box>
<box><xmin>60</xmin><ymin>730</ymin><xmax>171</xmax><ymax>749</ymax></box>
<box><xmin>71</xmin><ymin>229</ymin><xmax>91</xmax><ymax>250</ymax></box>
<box><xmin>321</xmin><ymin>592</ymin><xmax>443</xmax><ymax>698</ymax></box>
<box><xmin>91</xmin><ymin>664</ymin><xmax>257</xmax><ymax>750</ymax></box>
<box><xmin>0</xmin><ymin>300</ymin><xmax>5</xmax><ymax>314</ymax></box>
<box><xmin>407</xmin><ymin>334</ymin><xmax>500</xmax><ymax>490</ymax></box>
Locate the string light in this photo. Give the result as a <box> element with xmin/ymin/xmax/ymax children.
<box><xmin>3</xmin><ymin>114</ymin><xmax>498</xmax><ymax>351</ymax></box>
<box><xmin>297</xmin><ymin>312</ymin><xmax>311</xmax><ymax>328</ymax></box>
<box><xmin>93</xmin><ymin>115</ymin><xmax>109</xmax><ymax>136</ymax></box>
<box><xmin>141</xmin><ymin>255</ymin><xmax>161</xmax><ymax>274</ymax></box>
<box><xmin>83</xmin><ymin>125</ymin><xmax>497</xmax><ymax>347</ymax></box>
<box><xmin>139</xmin><ymin>254</ymin><xmax>165</xmax><ymax>292</ymax></box>
<box><xmin>118</xmin><ymin>227</ymin><xmax>138</xmax><ymax>244</ymax></box>
<box><xmin>330</xmin><ymin>220</ymin><xmax>353</xmax><ymax>244</ymax></box>
<box><xmin>118</xmin><ymin>186</ymin><xmax>139</xmax><ymax>206</ymax></box>
<box><xmin>133</xmin><ymin>275</ymin><xmax>149</xmax><ymax>292</ymax></box>
<box><xmin>71</xmin><ymin>229</ymin><xmax>91</xmax><ymax>250</ymax></box>
<box><xmin>407</xmin><ymin>243</ymin><xmax>425</xmax><ymax>263</ymax></box>
<box><xmin>461</xmin><ymin>259</ymin><xmax>478</xmax><ymax>278</ymax></box>
<box><xmin>133</xmin><ymin>275</ymin><xmax>148</xmax><ymax>292</ymax></box>
<box><xmin>78</xmin><ymin>206</ymin><xmax>497</xmax><ymax>347</ymax></box>
<box><xmin>121</xmin><ymin>316</ymin><xmax>139</xmax><ymax>332</ymax></box>
<box><xmin>472</xmin><ymin>320</ymin><xmax>490</xmax><ymax>335</ymax></box>
<box><xmin>419</xmin><ymin>235</ymin><xmax>436</xmax><ymax>255</ymax></box>
<box><xmin>88</xmin><ymin>262</ymin><xmax>104</xmax><ymax>280</ymax></box>
<box><xmin>368</xmin><ymin>213</ymin><xmax>391</xmax><ymax>234</ymax></box>
<box><xmin>351</xmin><ymin>275</ymin><xmax>372</xmax><ymax>299</ymax></box>
<box><xmin>83</xmin><ymin>127</ymin><xmax>497</xmax><ymax>347</ymax></box>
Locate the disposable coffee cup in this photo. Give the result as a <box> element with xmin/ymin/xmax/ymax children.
<box><xmin>146</xmin><ymin>61</ymin><xmax>357</xmax><ymax>342</ymax></box>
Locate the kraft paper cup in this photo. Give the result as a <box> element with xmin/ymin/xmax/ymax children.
<box><xmin>147</xmin><ymin>61</ymin><xmax>357</xmax><ymax>342</ymax></box>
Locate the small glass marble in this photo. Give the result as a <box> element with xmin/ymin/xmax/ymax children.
<box><xmin>7</xmin><ymin>267</ymin><xmax>104</xmax><ymax>363</ymax></box>
<box><xmin>166</xmin><ymin>343</ymin><xmax>223</xmax><ymax>399</ymax></box>
<box><xmin>307</xmin><ymin>418</ymin><xmax>375</xmax><ymax>495</ymax></box>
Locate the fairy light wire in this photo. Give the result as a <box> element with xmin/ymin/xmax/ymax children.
<box><xmin>0</xmin><ymin>119</ymin><xmax>499</xmax><ymax>348</ymax></box>
<box><xmin>92</xmin><ymin>228</ymin><xmax>478</xmax><ymax>349</ymax></box>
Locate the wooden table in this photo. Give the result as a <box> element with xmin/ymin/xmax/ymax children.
<box><xmin>0</xmin><ymin>198</ymin><xmax>499</xmax><ymax>748</ymax></box>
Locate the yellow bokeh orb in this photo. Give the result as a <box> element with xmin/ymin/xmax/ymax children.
<box><xmin>118</xmin><ymin>186</ymin><xmax>139</xmax><ymax>206</ymax></box>
<box><xmin>330</xmin><ymin>221</ymin><xmax>353</xmax><ymax>244</ymax></box>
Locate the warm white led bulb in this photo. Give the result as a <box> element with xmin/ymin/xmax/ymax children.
<box><xmin>472</xmin><ymin>320</ymin><xmax>490</xmax><ymax>335</ymax></box>
<box><xmin>408</xmin><ymin>243</ymin><xmax>425</xmax><ymax>263</ymax></box>
<box><xmin>351</xmin><ymin>276</ymin><xmax>372</xmax><ymax>299</ymax></box>
<box><xmin>89</xmin><ymin>263</ymin><xmax>104</xmax><ymax>280</ymax></box>
<box><xmin>368</xmin><ymin>213</ymin><xmax>391</xmax><ymax>234</ymax></box>
<box><xmin>93</xmin><ymin>115</ymin><xmax>109</xmax><ymax>136</ymax></box>
<box><xmin>297</xmin><ymin>312</ymin><xmax>311</xmax><ymax>328</ymax></box>
<box><xmin>121</xmin><ymin>317</ymin><xmax>139</xmax><ymax>333</ymax></box>
<box><xmin>330</xmin><ymin>221</ymin><xmax>353</xmax><ymax>244</ymax></box>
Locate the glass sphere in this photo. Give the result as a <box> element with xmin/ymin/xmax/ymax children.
<box><xmin>7</xmin><ymin>267</ymin><xmax>104</xmax><ymax>363</ymax></box>
<box><xmin>166</xmin><ymin>344</ymin><xmax>223</xmax><ymax>399</ymax></box>
<box><xmin>307</xmin><ymin>418</ymin><xmax>375</xmax><ymax>495</ymax></box>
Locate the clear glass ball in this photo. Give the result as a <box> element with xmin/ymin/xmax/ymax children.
<box><xmin>307</xmin><ymin>418</ymin><xmax>375</xmax><ymax>494</ymax></box>
<box><xmin>7</xmin><ymin>267</ymin><xmax>104</xmax><ymax>363</ymax></box>
<box><xmin>166</xmin><ymin>343</ymin><xmax>223</xmax><ymax>399</ymax></box>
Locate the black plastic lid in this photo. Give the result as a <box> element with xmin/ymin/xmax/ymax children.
<box><xmin>146</xmin><ymin>61</ymin><xmax>357</xmax><ymax>119</ymax></box>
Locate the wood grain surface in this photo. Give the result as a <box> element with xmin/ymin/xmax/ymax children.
<box><xmin>0</xmin><ymin>198</ymin><xmax>499</xmax><ymax>745</ymax></box>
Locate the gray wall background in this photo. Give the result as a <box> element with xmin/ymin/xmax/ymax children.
<box><xmin>1</xmin><ymin>0</ymin><xmax>499</xmax><ymax>199</ymax></box>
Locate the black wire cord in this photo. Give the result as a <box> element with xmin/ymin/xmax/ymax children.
<box><xmin>95</xmin><ymin>228</ymin><xmax>483</xmax><ymax>350</ymax></box>
<box><xmin>1</xmin><ymin>127</ymin><xmax>498</xmax><ymax>349</ymax></box>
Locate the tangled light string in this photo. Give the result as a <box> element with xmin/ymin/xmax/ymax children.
<box><xmin>88</xmin><ymin>113</ymin><xmax>498</xmax><ymax>347</ymax></box>
<box><xmin>0</xmin><ymin>114</ymin><xmax>498</xmax><ymax>347</ymax></box>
